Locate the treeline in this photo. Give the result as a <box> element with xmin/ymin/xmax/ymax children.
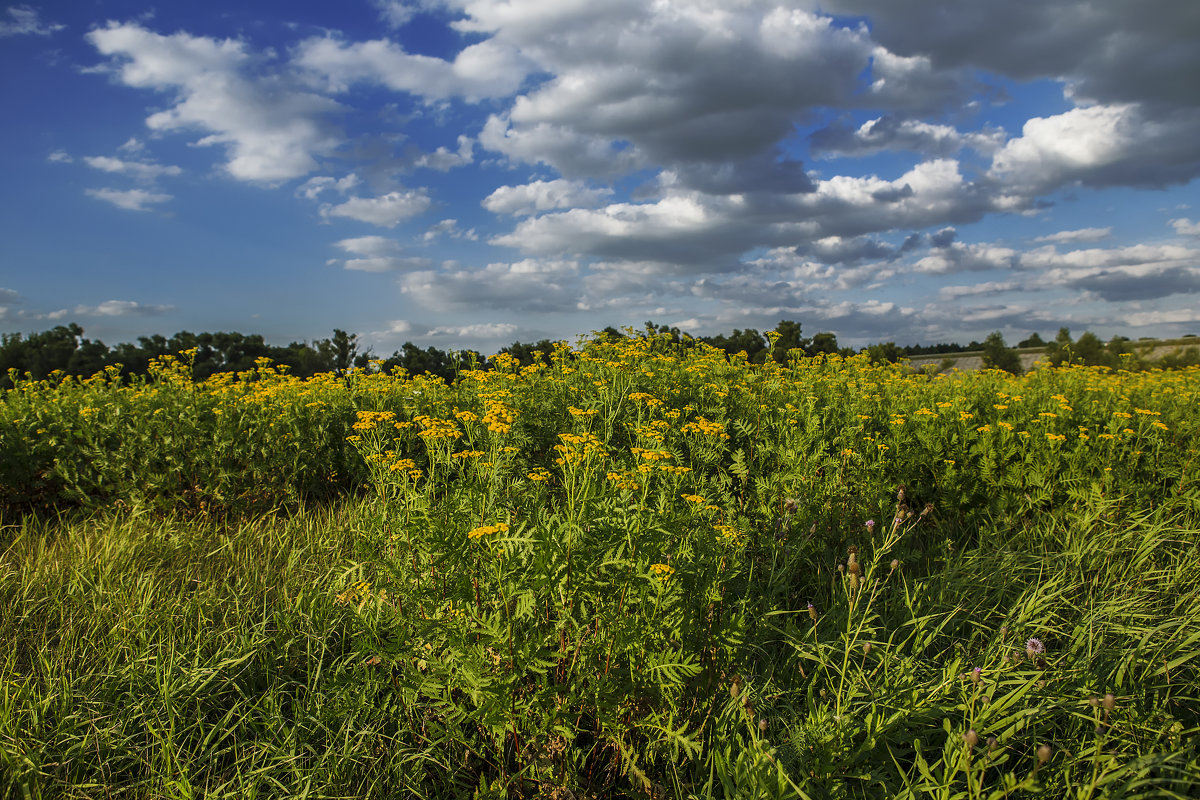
<box><xmin>3</xmin><ymin>321</ymin><xmax>1198</xmax><ymax>387</ymax></box>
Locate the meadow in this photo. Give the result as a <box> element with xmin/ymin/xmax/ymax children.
<box><xmin>1</xmin><ymin>333</ymin><xmax>1198</xmax><ymax>799</ymax></box>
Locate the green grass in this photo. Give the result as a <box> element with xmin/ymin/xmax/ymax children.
<box><xmin>0</xmin><ymin>501</ymin><xmax>423</xmax><ymax>799</ymax></box>
<box><xmin>2</xmin><ymin>496</ymin><xmax>1198</xmax><ymax>798</ymax></box>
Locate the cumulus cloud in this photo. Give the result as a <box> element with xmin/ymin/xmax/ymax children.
<box><xmin>1022</xmin><ymin>243</ymin><xmax>1200</xmax><ymax>301</ymax></box>
<box><xmin>296</xmin><ymin>173</ymin><xmax>360</xmax><ymax>200</ymax></box>
<box><xmin>0</xmin><ymin>5</ymin><xmax>63</xmax><ymax>37</ymax></box>
<box><xmin>415</xmin><ymin>136</ymin><xmax>474</xmax><ymax>171</ymax></box>
<box><xmin>482</xmin><ymin>179</ymin><xmax>613</xmax><ymax>216</ymax></box>
<box><xmin>398</xmin><ymin>259</ymin><xmax>580</xmax><ymax>312</ymax></box>
<box><xmin>1123</xmin><ymin>308</ymin><xmax>1200</xmax><ymax>328</ymax></box>
<box><xmin>937</xmin><ymin>281</ymin><xmax>1018</xmax><ymax>300</ymax></box>
<box><xmin>421</xmin><ymin>219</ymin><xmax>477</xmax><ymax>242</ymax></box>
<box><xmin>87</xmin><ymin>22</ymin><xmax>344</xmax><ymax>183</ymax></box>
<box><xmin>810</xmin><ymin>115</ymin><xmax>1005</xmax><ymax>158</ymax></box>
<box><xmin>989</xmin><ymin>103</ymin><xmax>1200</xmax><ymax>193</ymax></box>
<box><xmin>427</xmin><ymin>322</ymin><xmax>520</xmax><ymax>339</ymax></box>
<box><xmin>293</xmin><ymin>35</ymin><xmax>532</xmax><ymax>102</ymax></box>
<box><xmin>47</xmin><ymin>150</ymin><xmax>72</xmax><ymax>163</ymax></box>
<box><xmin>82</xmin><ymin>155</ymin><xmax>182</xmax><ymax>182</ymax></box>
<box><xmin>73</xmin><ymin>299</ymin><xmax>174</xmax><ymax>316</ymax></box>
<box><xmin>1033</xmin><ymin>227</ymin><xmax>1111</xmax><ymax>244</ymax></box>
<box><xmin>328</xmin><ymin>236</ymin><xmax>431</xmax><ymax>271</ymax></box>
<box><xmin>85</xmin><ymin>187</ymin><xmax>172</xmax><ymax>211</ymax></box>
<box><xmin>1171</xmin><ymin>218</ymin><xmax>1200</xmax><ymax>236</ymax></box>
<box><xmin>320</xmin><ymin>189</ymin><xmax>432</xmax><ymax>227</ymax></box>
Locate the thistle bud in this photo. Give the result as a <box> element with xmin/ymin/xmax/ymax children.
<box><xmin>784</xmin><ymin>497</ymin><xmax>798</xmax><ymax>513</ymax></box>
<box><xmin>849</xmin><ymin>572</ymin><xmax>860</xmax><ymax>592</ymax></box>
<box><xmin>807</xmin><ymin>603</ymin><xmax>818</xmax><ymax>624</ymax></box>
<box><xmin>896</xmin><ymin>485</ymin><xmax>906</xmax><ymax>502</ymax></box>
<box><xmin>1103</xmin><ymin>693</ymin><xmax>1116</xmax><ymax>712</ymax></box>
<box><xmin>963</xmin><ymin>729</ymin><xmax>979</xmax><ymax>748</ymax></box>
<box><xmin>889</xmin><ymin>558</ymin><xmax>900</xmax><ymax>573</ymax></box>
<box><xmin>758</xmin><ymin>719</ymin><xmax>768</xmax><ymax>731</ymax></box>
<box><xmin>847</xmin><ymin>560</ymin><xmax>861</xmax><ymax>576</ymax></box>
<box><xmin>969</xmin><ymin>667</ymin><xmax>982</xmax><ymax>686</ymax></box>
<box><xmin>730</xmin><ymin>676</ymin><xmax>742</xmax><ymax>699</ymax></box>
<box><xmin>987</xmin><ymin>735</ymin><xmax>997</xmax><ymax>753</ymax></box>
<box><xmin>1037</xmin><ymin>744</ymin><xmax>1051</xmax><ymax>765</ymax></box>
<box><xmin>865</xmin><ymin>519</ymin><xmax>876</xmax><ymax>533</ymax></box>
<box><xmin>863</xmin><ymin>642</ymin><xmax>872</xmax><ymax>656</ymax></box>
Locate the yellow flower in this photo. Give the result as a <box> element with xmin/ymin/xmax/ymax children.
<box><xmin>649</xmin><ymin>563</ymin><xmax>675</xmax><ymax>581</ymax></box>
<box><xmin>467</xmin><ymin>522</ymin><xmax>510</xmax><ymax>540</ymax></box>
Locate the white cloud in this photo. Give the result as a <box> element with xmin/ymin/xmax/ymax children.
<box><xmin>1171</xmin><ymin>218</ymin><xmax>1200</xmax><ymax>236</ymax></box>
<box><xmin>295</xmin><ymin>173</ymin><xmax>361</xmax><ymax>200</ymax></box>
<box><xmin>370</xmin><ymin>0</ymin><xmax>418</xmax><ymax>29</ymax></box>
<box><xmin>811</xmin><ymin>115</ymin><xmax>1005</xmax><ymax>158</ymax></box>
<box><xmin>0</xmin><ymin>5</ymin><xmax>63</xmax><ymax>37</ymax></box>
<box><xmin>427</xmin><ymin>322</ymin><xmax>520</xmax><ymax>339</ymax></box>
<box><xmin>937</xmin><ymin>281</ymin><xmax>1018</xmax><ymax>300</ymax></box>
<box><xmin>82</xmin><ymin>155</ymin><xmax>182</xmax><ymax>182</ymax></box>
<box><xmin>85</xmin><ymin>187</ymin><xmax>172</xmax><ymax>211</ymax></box>
<box><xmin>328</xmin><ymin>236</ymin><xmax>430</xmax><ymax>271</ymax></box>
<box><xmin>73</xmin><ymin>300</ymin><xmax>174</xmax><ymax>316</ymax></box>
<box><xmin>1124</xmin><ymin>308</ymin><xmax>1200</xmax><ymax>327</ymax></box>
<box><xmin>989</xmin><ymin>103</ymin><xmax>1200</xmax><ymax>193</ymax></box>
<box><xmin>399</xmin><ymin>259</ymin><xmax>580</xmax><ymax>312</ymax></box>
<box><xmin>1033</xmin><ymin>227</ymin><xmax>1112</xmax><ymax>244</ymax></box>
<box><xmin>482</xmin><ymin>179</ymin><xmax>613</xmax><ymax>216</ymax></box>
<box><xmin>0</xmin><ymin>288</ymin><xmax>19</xmax><ymax>304</ymax></box>
<box><xmin>87</xmin><ymin>22</ymin><xmax>344</xmax><ymax>183</ymax></box>
<box><xmin>320</xmin><ymin>189</ymin><xmax>432</xmax><ymax>227</ymax></box>
<box><xmin>293</xmin><ymin>35</ymin><xmax>532</xmax><ymax>102</ymax></box>
<box><xmin>47</xmin><ymin>150</ymin><xmax>72</xmax><ymax>163</ymax></box>
<box><xmin>414</xmin><ymin>135</ymin><xmax>475</xmax><ymax>171</ymax></box>
<box><xmin>421</xmin><ymin>219</ymin><xmax>477</xmax><ymax>242</ymax></box>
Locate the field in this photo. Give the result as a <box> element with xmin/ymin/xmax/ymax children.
<box><xmin>2</xmin><ymin>334</ymin><xmax>1199</xmax><ymax>799</ymax></box>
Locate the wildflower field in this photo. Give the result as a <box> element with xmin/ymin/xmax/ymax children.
<box><xmin>2</xmin><ymin>333</ymin><xmax>1199</xmax><ymax>798</ymax></box>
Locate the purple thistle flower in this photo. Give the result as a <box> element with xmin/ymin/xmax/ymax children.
<box><xmin>865</xmin><ymin>519</ymin><xmax>876</xmax><ymax>532</ymax></box>
<box><xmin>1025</xmin><ymin>638</ymin><xmax>1045</xmax><ymax>658</ymax></box>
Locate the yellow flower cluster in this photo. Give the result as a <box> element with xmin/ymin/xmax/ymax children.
<box><xmin>553</xmin><ymin>431</ymin><xmax>607</xmax><ymax>466</ymax></box>
<box><xmin>649</xmin><ymin>563</ymin><xmax>675</xmax><ymax>581</ymax></box>
<box><xmin>681</xmin><ymin>417</ymin><xmax>728</xmax><ymax>439</ymax></box>
<box><xmin>352</xmin><ymin>410</ymin><xmax>397</xmax><ymax>431</ymax></box>
<box><xmin>414</xmin><ymin>415</ymin><xmax>462</xmax><ymax>440</ymax></box>
<box><xmin>467</xmin><ymin>522</ymin><xmax>510</xmax><ymax>540</ymax></box>
<box><xmin>483</xmin><ymin>400</ymin><xmax>517</xmax><ymax>434</ymax></box>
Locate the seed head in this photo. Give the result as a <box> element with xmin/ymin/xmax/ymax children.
<box><xmin>862</xmin><ymin>642</ymin><xmax>872</xmax><ymax>656</ymax></box>
<box><xmin>1025</xmin><ymin>638</ymin><xmax>1045</xmax><ymax>659</ymax></box>
<box><xmin>963</xmin><ymin>729</ymin><xmax>979</xmax><ymax>748</ymax></box>
<box><xmin>847</xmin><ymin>560</ymin><xmax>861</xmax><ymax>576</ymax></box>
<box><xmin>889</xmin><ymin>558</ymin><xmax>900</xmax><ymax>573</ymax></box>
<box><xmin>987</xmin><ymin>735</ymin><xmax>998</xmax><ymax>752</ymax></box>
<box><xmin>729</xmin><ymin>676</ymin><xmax>742</xmax><ymax>699</ymax></box>
<box><xmin>969</xmin><ymin>667</ymin><xmax>982</xmax><ymax>686</ymax></box>
<box><xmin>784</xmin><ymin>497</ymin><xmax>798</xmax><ymax>513</ymax></box>
<box><xmin>1103</xmin><ymin>693</ymin><xmax>1116</xmax><ymax>712</ymax></box>
<box><xmin>758</xmin><ymin>719</ymin><xmax>768</xmax><ymax>731</ymax></box>
<box><xmin>1037</xmin><ymin>744</ymin><xmax>1051</xmax><ymax>765</ymax></box>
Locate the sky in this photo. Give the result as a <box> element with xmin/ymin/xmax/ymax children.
<box><xmin>2</xmin><ymin>0</ymin><xmax>1199</xmax><ymax>355</ymax></box>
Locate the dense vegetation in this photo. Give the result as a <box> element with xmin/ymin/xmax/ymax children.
<box><xmin>2</xmin><ymin>332</ymin><xmax>1198</xmax><ymax>797</ymax></box>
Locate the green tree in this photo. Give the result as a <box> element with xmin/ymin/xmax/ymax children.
<box><xmin>981</xmin><ymin>331</ymin><xmax>1022</xmax><ymax>374</ymax></box>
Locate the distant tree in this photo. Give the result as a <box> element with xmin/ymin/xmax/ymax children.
<box><xmin>701</xmin><ymin>328</ymin><xmax>768</xmax><ymax>362</ymax></box>
<box><xmin>864</xmin><ymin>341</ymin><xmax>902</xmax><ymax>364</ymax></box>
<box><xmin>499</xmin><ymin>339</ymin><xmax>557</xmax><ymax>367</ymax></box>
<box><xmin>1017</xmin><ymin>332</ymin><xmax>1046</xmax><ymax>348</ymax></box>
<box><xmin>981</xmin><ymin>331</ymin><xmax>1022</xmax><ymax>374</ymax></box>
<box><xmin>1044</xmin><ymin>327</ymin><xmax>1074</xmax><ymax>366</ymax></box>
<box><xmin>318</xmin><ymin>329</ymin><xmax>359</xmax><ymax>376</ymax></box>
<box><xmin>0</xmin><ymin>323</ymin><xmax>104</xmax><ymax>382</ymax></box>
<box><xmin>806</xmin><ymin>331</ymin><xmax>839</xmax><ymax>356</ymax></box>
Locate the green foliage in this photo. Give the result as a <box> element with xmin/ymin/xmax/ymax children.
<box><xmin>2</xmin><ymin>329</ymin><xmax>1200</xmax><ymax>796</ymax></box>
<box><xmin>981</xmin><ymin>331</ymin><xmax>1022</xmax><ymax>374</ymax></box>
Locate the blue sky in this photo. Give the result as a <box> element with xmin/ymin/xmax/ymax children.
<box><xmin>2</xmin><ymin>0</ymin><xmax>1198</xmax><ymax>354</ymax></box>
